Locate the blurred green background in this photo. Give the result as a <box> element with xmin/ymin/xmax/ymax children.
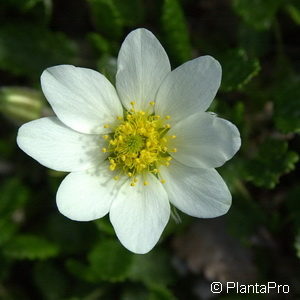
<box><xmin>0</xmin><ymin>0</ymin><xmax>300</xmax><ymax>299</ymax></box>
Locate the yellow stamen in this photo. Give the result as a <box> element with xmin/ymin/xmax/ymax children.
<box><xmin>102</xmin><ymin>105</ymin><xmax>177</xmax><ymax>186</ymax></box>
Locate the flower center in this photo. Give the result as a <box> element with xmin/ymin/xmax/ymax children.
<box><xmin>102</xmin><ymin>102</ymin><xmax>177</xmax><ymax>186</ymax></box>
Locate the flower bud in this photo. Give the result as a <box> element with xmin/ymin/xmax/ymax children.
<box><xmin>0</xmin><ymin>87</ymin><xmax>45</xmax><ymax>123</ymax></box>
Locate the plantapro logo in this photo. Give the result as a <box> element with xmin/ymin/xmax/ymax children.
<box><xmin>211</xmin><ymin>281</ymin><xmax>290</xmax><ymax>294</ymax></box>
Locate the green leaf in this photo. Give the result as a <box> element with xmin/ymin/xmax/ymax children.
<box><xmin>1</xmin><ymin>0</ymin><xmax>50</xmax><ymax>12</ymax></box>
<box><xmin>122</xmin><ymin>285</ymin><xmax>176</xmax><ymax>300</ymax></box>
<box><xmin>242</xmin><ymin>139</ymin><xmax>299</xmax><ymax>189</ymax></box>
<box><xmin>34</xmin><ymin>261</ymin><xmax>68</xmax><ymax>300</ymax></box>
<box><xmin>286</xmin><ymin>0</ymin><xmax>300</xmax><ymax>25</ymax></box>
<box><xmin>87</xmin><ymin>0</ymin><xmax>123</xmax><ymax>39</ymax></box>
<box><xmin>0</xmin><ymin>178</ymin><xmax>29</xmax><ymax>217</ymax></box>
<box><xmin>88</xmin><ymin>33</ymin><xmax>111</xmax><ymax>54</ymax></box>
<box><xmin>295</xmin><ymin>230</ymin><xmax>300</xmax><ymax>259</ymax></box>
<box><xmin>128</xmin><ymin>250</ymin><xmax>175</xmax><ymax>286</ymax></box>
<box><xmin>88</xmin><ymin>239</ymin><xmax>133</xmax><ymax>282</ymax></box>
<box><xmin>285</xmin><ymin>187</ymin><xmax>300</xmax><ymax>259</ymax></box>
<box><xmin>226</xmin><ymin>193</ymin><xmax>266</xmax><ymax>242</ymax></box>
<box><xmin>220</xmin><ymin>48</ymin><xmax>261</xmax><ymax>92</ymax></box>
<box><xmin>0</xmin><ymin>218</ymin><xmax>18</xmax><ymax>246</ymax></box>
<box><xmin>3</xmin><ymin>234</ymin><xmax>59</xmax><ymax>260</ymax></box>
<box><xmin>0</xmin><ymin>23</ymin><xmax>76</xmax><ymax>80</ymax></box>
<box><xmin>148</xmin><ymin>284</ymin><xmax>176</xmax><ymax>300</ymax></box>
<box><xmin>162</xmin><ymin>0</ymin><xmax>192</xmax><ymax>64</ymax></box>
<box><xmin>238</xmin><ymin>24</ymin><xmax>272</xmax><ymax>58</ymax></box>
<box><xmin>94</xmin><ymin>216</ymin><xmax>115</xmax><ymax>236</ymax></box>
<box><xmin>274</xmin><ymin>78</ymin><xmax>300</xmax><ymax>133</ymax></box>
<box><xmin>232</xmin><ymin>0</ymin><xmax>284</xmax><ymax>30</ymax></box>
<box><xmin>47</xmin><ymin>214</ymin><xmax>96</xmax><ymax>255</ymax></box>
<box><xmin>113</xmin><ymin>0</ymin><xmax>145</xmax><ymax>27</ymax></box>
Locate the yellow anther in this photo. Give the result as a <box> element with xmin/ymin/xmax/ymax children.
<box><xmin>171</xmin><ymin>148</ymin><xmax>177</xmax><ymax>153</ymax></box>
<box><xmin>167</xmin><ymin>156</ymin><xmax>172</xmax><ymax>161</ymax></box>
<box><xmin>130</xmin><ymin>101</ymin><xmax>136</xmax><ymax>106</ymax></box>
<box><xmin>114</xmin><ymin>176</ymin><xmax>119</xmax><ymax>180</ymax></box>
<box><xmin>160</xmin><ymin>179</ymin><xmax>166</xmax><ymax>184</ymax></box>
<box><xmin>105</xmin><ymin>108</ymin><xmax>177</xmax><ymax>182</ymax></box>
<box><xmin>171</xmin><ymin>135</ymin><xmax>176</xmax><ymax>139</ymax></box>
<box><xmin>149</xmin><ymin>101</ymin><xmax>155</xmax><ymax>106</ymax></box>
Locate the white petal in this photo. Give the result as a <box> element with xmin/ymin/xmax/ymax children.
<box><xmin>159</xmin><ymin>161</ymin><xmax>231</xmax><ymax>218</ymax></box>
<box><xmin>41</xmin><ymin>65</ymin><xmax>123</xmax><ymax>134</ymax></box>
<box><xmin>168</xmin><ymin>112</ymin><xmax>241</xmax><ymax>168</ymax></box>
<box><xmin>109</xmin><ymin>174</ymin><xmax>170</xmax><ymax>254</ymax></box>
<box><xmin>116</xmin><ymin>28</ymin><xmax>171</xmax><ymax>112</ymax></box>
<box><xmin>155</xmin><ymin>56</ymin><xmax>221</xmax><ymax>124</ymax></box>
<box><xmin>56</xmin><ymin>163</ymin><xmax>123</xmax><ymax>221</ymax></box>
<box><xmin>17</xmin><ymin>117</ymin><xmax>106</xmax><ymax>172</ymax></box>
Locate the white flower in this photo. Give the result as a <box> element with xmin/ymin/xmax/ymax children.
<box><xmin>17</xmin><ymin>28</ymin><xmax>241</xmax><ymax>254</ymax></box>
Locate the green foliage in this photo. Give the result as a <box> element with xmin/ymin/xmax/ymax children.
<box><xmin>274</xmin><ymin>78</ymin><xmax>300</xmax><ymax>133</ymax></box>
<box><xmin>34</xmin><ymin>261</ymin><xmax>68</xmax><ymax>300</ymax></box>
<box><xmin>128</xmin><ymin>250</ymin><xmax>174</xmax><ymax>286</ymax></box>
<box><xmin>220</xmin><ymin>48</ymin><xmax>261</xmax><ymax>91</ymax></box>
<box><xmin>232</xmin><ymin>0</ymin><xmax>283</xmax><ymax>30</ymax></box>
<box><xmin>161</xmin><ymin>0</ymin><xmax>192</xmax><ymax>64</ymax></box>
<box><xmin>0</xmin><ymin>23</ymin><xmax>75</xmax><ymax>81</ymax></box>
<box><xmin>87</xmin><ymin>0</ymin><xmax>144</xmax><ymax>39</ymax></box>
<box><xmin>2</xmin><ymin>0</ymin><xmax>48</xmax><ymax>12</ymax></box>
<box><xmin>88</xmin><ymin>239</ymin><xmax>133</xmax><ymax>282</ymax></box>
<box><xmin>243</xmin><ymin>139</ymin><xmax>299</xmax><ymax>189</ymax></box>
<box><xmin>87</xmin><ymin>0</ymin><xmax>123</xmax><ymax>39</ymax></box>
<box><xmin>295</xmin><ymin>231</ymin><xmax>300</xmax><ymax>259</ymax></box>
<box><xmin>286</xmin><ymin>0</ymin><xmax>300</xmax><ymax>25</ymax></box>
<box><xmin>3</xmin><ymin>234</ymin><xmax>59</xmax><ymax>260</ymax></box>
<box><xmin>0</xmin><ymin>178</ymin><xmax>29</xmax><ymax>217</ymax></box>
